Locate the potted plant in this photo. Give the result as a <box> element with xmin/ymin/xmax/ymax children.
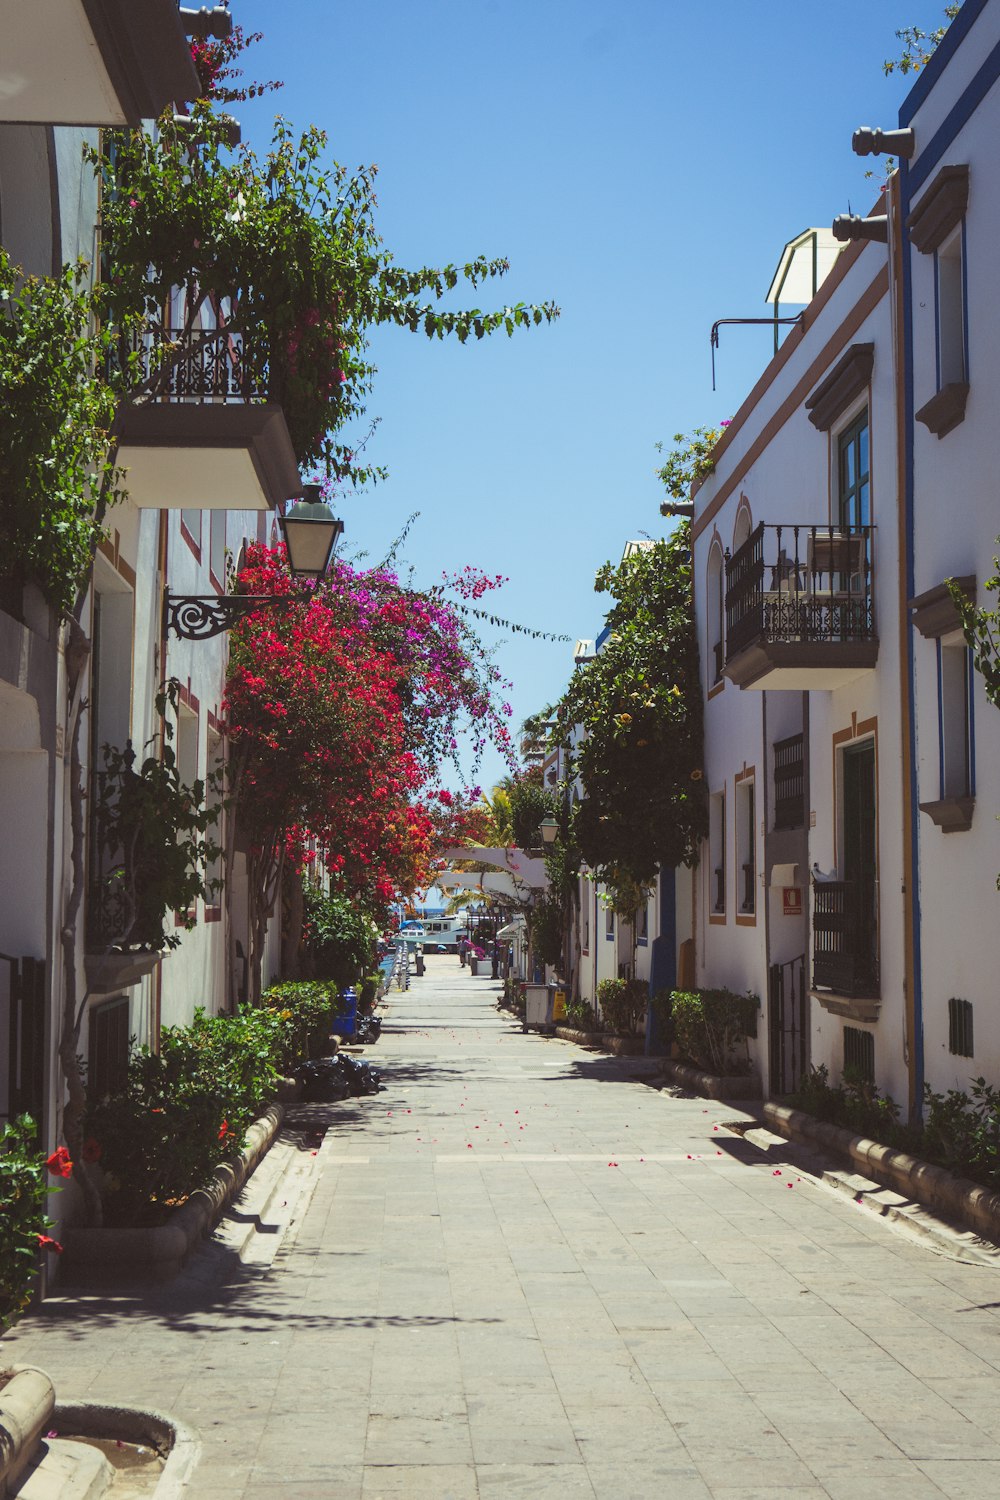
<box><xmin>85</xmin><ymin>683</ymin><xmax>222</xmax><ymax>990</ymax></box>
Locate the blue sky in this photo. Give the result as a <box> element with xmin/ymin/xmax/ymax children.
<box><xmin>235</xmin><ymin>0</ymin><xmax>944</xmax><ymax>792</ymax></box>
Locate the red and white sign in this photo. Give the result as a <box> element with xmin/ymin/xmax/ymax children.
<box><xmin>782</xmin><ymin>887</ymin><xmax>803</xmax><ymax>916</ymax></box>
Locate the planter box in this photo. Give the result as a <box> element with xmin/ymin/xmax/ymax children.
<box><xmin>655</xmin><ymin>1058</ymin><xmax>762</xmax><ymax>1100</ymax></box>
<box><xmin>553</xmin><ymin>1026</ymin><xmax>645</xmax><ymax>1057</ymax></box>
<box><xmin>763</xmin><ymin>1101</ymin><xmax>1000</xmax><ymax>1244</ymax></box>
<box><xmin>470</xmin><ymin>959</ymin><xmax>491</xmax><ymax>977</ymax></box>
<box><xmin>63</xmin><ymin>1104</ymin><xmax>284</xmax><ymax>1283</ymax></box>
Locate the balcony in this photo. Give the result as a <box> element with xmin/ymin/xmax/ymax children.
<box><xmin>112</xmin><ymin>325</ymin><xmax>300</xmax><ymax>512</ymax></box>
<box><xmin>812</xmin><ymin>879</ymin><xmax>880</xmax><ymax>1018</ymax></box>
<box><xmin>724</xmin><ymin>523</ymin><xmax>878</xmax><ymax>690</ymax></box>
<box><xmin>2</xmin><ymin>0</ymin><xmax>200</xmax><ymax>126</ymax></box>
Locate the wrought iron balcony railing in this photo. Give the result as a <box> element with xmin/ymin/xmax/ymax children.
<box><xmin>812</xmin><ymin>878</ymin><xmax>879</xmax><ymax>998</ymax></box>
<box><xmin>110</xmin><ymin>324</ymin><xmax>269</xmax><ymax>405</ymax></box>
<box><xmin>725</xmin><ymin>522</ymin><xmax>875</xmax><ymax>664</ymax></box>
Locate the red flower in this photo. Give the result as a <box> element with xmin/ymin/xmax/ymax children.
<box><xmin>37</xmin><ymin>1234</ymin><xmax>64</xmax><ymax>1254</ymax></box>
<box><xmin>81</xmin><ymin>1138</ymin><xmax>102</xmax><ymax>1164</ymax></box>
<box><xmin>45</xmin><ymin>1147</ymin><xmax>73</xmax><ymax>1178</ymax></box>
<box><xmin>218</xmin><ymin>1120</ymin><xmax>230</xmax><ymax>1140</ymax></box>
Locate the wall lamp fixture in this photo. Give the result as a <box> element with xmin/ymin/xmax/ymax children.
<box><xmin>163</xmin><ymin>486</ymin><xmax>344</xmax><ymax>641</ymax></box>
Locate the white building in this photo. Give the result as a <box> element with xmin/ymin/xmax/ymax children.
<box><xmin>0</xmin><ymin>4</ymin><xmax>298</xmax><ymax>1254</ymax></box>
<box><xmin>688</xmin><ymin>0</ymin><xmax>1000</xmax><ymax>1114</ymax></box>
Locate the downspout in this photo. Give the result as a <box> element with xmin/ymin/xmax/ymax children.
<box><xmin>760</xmin><ymin>691</ymin><xmax>771</xmax><ymax>1093</ymax></box>
<box><xmin>153</xmin><ymin>508</ymin><xmax>168</xmax><ymax>1048</ymax></box>
<box><xmin>892</xmin><ymin>165</ymin><xmax>923</xmax><ymax>1122</ymax></box>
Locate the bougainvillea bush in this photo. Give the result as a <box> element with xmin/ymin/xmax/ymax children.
<box><xmin>224</xmin><ymin>547</ymin><xmax>516</xmax><ymax>996</ymax></box>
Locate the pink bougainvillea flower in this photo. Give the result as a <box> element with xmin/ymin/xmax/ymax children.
<box><xmin>45</xmin><ymin>1147</ymin><xmax>72</xmax><ymax>1178</ymax></box>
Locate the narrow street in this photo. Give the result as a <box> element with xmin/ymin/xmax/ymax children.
<box><xmin>7</xmin><ymin>958</ymin><xmax>1000</xmax><ymax>1499</ymax></box>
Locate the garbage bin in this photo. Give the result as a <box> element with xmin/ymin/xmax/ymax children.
<box><xmin>524</xmin><ymin>982</ymin><xmax>553</xmax><ymax>1030</ymax></box>
<box><xmin>331</xmin><ymin>986</ymin><xmax>358</xmax><ymax>1038</ymax></box>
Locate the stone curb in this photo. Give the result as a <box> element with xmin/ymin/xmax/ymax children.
<box><xmin>52</xmin><ymin>1400</ymin><xmax>200</xmax><ymax>1500</ymax></box>
<box><xmin>64</xmin><ymin>1103</ymin><xmax>285</xmax><ymax>1282</ymax></box>
<box><xmin>552</xmin><ymin>1027</ymin><xmax>645</xmax><ymax>1057</ymax></box>
<box><xmin>0</xmin><ymin>1365</ymin><xmax>55</xmax><ymax>1497</ymax></box>
<box><xmin>761</xmin><ymin>1101</ymin><xmax>1000</xmax><ymax>1244</ymax></box>
<box><xmin>654</xmin><ymin>1059</ymin><xmax>763</xmax><ymax>1100</ymax></box>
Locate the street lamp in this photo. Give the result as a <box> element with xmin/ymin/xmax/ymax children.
<box><xmin>539</xmin><ymin>816</ymin><xmax>559</xmax><ymax>845</ymax></box>
<box><xmin>278</xmin><ymin>486</ymin><xmax>345</xmax><ymax>579</ymax></box>
<box><xmin>162</xmin><ymin>484</ymin><xmax>343</xmax><ymax>640</ymax></box>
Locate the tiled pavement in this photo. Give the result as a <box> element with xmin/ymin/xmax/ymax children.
<box><xmin>6</xmin><ymin>958</ymin><xmax>1000</xmax><ymax>1497</ymax></box>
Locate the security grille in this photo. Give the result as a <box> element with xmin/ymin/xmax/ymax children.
<box><xmin>88</xmin><ymin>997</ymin><xmax>130</xmax><ymax>1102</ymax></box>
<box><xmin>843</xmin><ymin>1025</ymin><xmax>874</xmax><ymax>1082</ymax></box>
<box><xmin>773</xmin><ymin>733</ymin><xmax>805</xmax><ymax>829</ymax></box>
<box><xmin>947</xmin><ymin>997</ymin><xmax>974</xmax><ymax>1058</ymax></box>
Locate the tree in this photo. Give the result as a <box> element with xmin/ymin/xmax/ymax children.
<box><xmin>657</xmin><ymin>427</ymin><xmax>723</xmax><ymax>514</ymax></box>
<box><xmin>883</xmin><ymin>6</ymin><xmax>960</xmax><ymax>76</ymax></box>
<box><xmin>553</xmin><ymin>528</ymin><xmax>707</xmax><ymax>888</ymax></box>
<box><xmin>93</xmin><ymin>108</ymin><xmax>559</xmax><ymax>483</ymax></box>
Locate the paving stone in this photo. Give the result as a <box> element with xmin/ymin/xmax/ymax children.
<box><xmin>6</xmin><ymin>957</ymin><xmax>1000</xmax><ymax>1500</ymax></box>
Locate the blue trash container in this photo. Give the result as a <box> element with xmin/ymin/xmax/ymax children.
<box><xmin>332</xmin><ymin>986</ymin><xmax>358</xmax><ymax>1037</ymax></box>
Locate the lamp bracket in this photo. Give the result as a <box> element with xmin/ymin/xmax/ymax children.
<box><xmin>163</xmin><ymin>591</ymin><xmax>297</xmax><ymax>642</ymax></box>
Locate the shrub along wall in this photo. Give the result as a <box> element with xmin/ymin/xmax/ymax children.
<box><xmin>85</xmin><ymin>982</ymin><xmax>335</xmax><ymax>1228</ymax></box>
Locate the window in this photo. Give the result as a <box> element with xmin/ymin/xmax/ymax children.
<box><xmin>707</xmin><ymin>544</ymin><xmax>724</xmax><ymax>688</ymax></box>
<box><xmin>709</xmin><ymin>790</ymin><xmax>726</xmax><ymax>916</ymax></box>
<box><xmin>175</xmin><ymin>703</ymin><xmax>198</xmax><ymax>924</ymax></box>
<box><xmin>580</xmin><ymin>878</ymin><xmax>590</xmax><ymax>952</ymax></box>
<box><xmin>88</xmin><ymin>997</ymin><xmax>130</xmax><ymax>1101</ymax></box>
<box><xmin>637</xmin><ymin>898</ymin><xmax>649</xmax><ymax>944</ymax></box>
<box><xmin>205</xmin><ymin>728</ymin><xmax>224</xmax><ymax>913</ymax></box>
<box><xmin>735</xmin><ymin>775</ymin><xmax>755</xmax><ymax>917</ymax></box>
<box><xmin>773</xmin><ymin>733</ymin><xmax>805</xmax><ymax>830</ymax></box>
<box><xmin>843</xmin><ymin>1025</ymin><xmax>874</xmax><ymax>1083</ymax></box>
<box><xmin>209</xmin><ymin>511</ymin><xmax>227</xmax><ymax>590</ymax></box>
<box><xmin>180</xmin><ymin>509</ymin><xmax>202</xmax><ymax>558</ymax></box>
<box><xmin>838</xmin><ymin>411</ymin><xmax>870</xmax><ymax>531</ymax></box>
<box><xmin>948</xmin><ymin>997</ymin><xmax>974</xmax><ymax>1058</ymax></box>
<box><xmin>605</xmin><ymin>901</ymin><xmax>614</xmax><ymax>941</ymax></box>
<box><xmin>936</xmin><ymin>225</ymin><xmax>967</xmax><ymax>389</ymax></box>
<box><xmin>939</xmin><ymin>636</ymin><xmax>973</xmax><ymax>800</ymax></box>
<box><xmin>909</xmin><ymin>166</ymin><xmax>969</xmax><ymax>437</ymax></box>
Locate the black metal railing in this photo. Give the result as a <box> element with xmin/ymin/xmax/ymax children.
<box><xmin>812</xmin><ymin>879</ymin><xmax>879</xmax><ymax>998</ymax></box>
<box><xmin>773</xmin><ymin>732</ymin><xmax>805</xmax><ymax>829</ymax></box>
<box><xmin>725</xmin><ymin>522</ymin><xmax>875</xmax><ymax>662</ymax></box>
<box><xmin>741</xmin><ymin>861</ymin><xmax>755</xmax><ymax>914</ymax></box>
<box><xmin>109</xmin><ymin>324</ymin><xmax>269</xmax><ymax>404</ymax></box>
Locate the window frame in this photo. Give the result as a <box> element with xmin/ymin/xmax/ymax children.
<box><xmin>735</xmin><ymin>770</ymin><xmax>756</xmax><ymax>925</ymax></box>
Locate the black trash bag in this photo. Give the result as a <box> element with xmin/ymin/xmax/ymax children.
<box><xmin>294</xmin><ymin>1057</ymin><xmax>352</xmax><ymax>1103</ymax></box>
<box><xmin>337</xmin><ymin>1053</ymin><xmax>382</xmax><ymax>1096</ymax></box>
<box><xmin>354</xmin><ymin>1015</ymin><xmax>382</xmax><ymax>1046</ymax></box>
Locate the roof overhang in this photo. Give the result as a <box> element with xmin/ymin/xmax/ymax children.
<box><xmin>0</xmin><ymin>0</ymin><xmax>200</xmax><ymax>125</ymax></box>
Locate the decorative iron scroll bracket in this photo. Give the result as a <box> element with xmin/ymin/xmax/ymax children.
<box><xmin>162</xmin><ymin>591</ymin><xmax>297</xmax><ymax>641</ymax></box>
